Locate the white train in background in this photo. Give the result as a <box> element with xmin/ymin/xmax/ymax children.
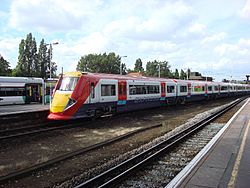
<box><xmin>0</xmin><ymin>77</ymin><xmax>44</xmax><ymax>105</ymax></box>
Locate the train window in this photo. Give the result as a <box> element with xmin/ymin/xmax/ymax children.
<box><xmin>193</xmin><ymin>86</ymin><xmax>203</xmax><ymax>92</ymax></box>
<box><xmin>101</xmin><ymin>84</ymin><xmax>116</xmax><ymax>96</ymax></box>
<box><xmin>167</xmin><ymin>86</ymin><xmax>175</xmax><ymax>93</ymax></box>
<box><xmin>148</xmin><ymin>85</ymin><xmax>159</xmax><ymax>94</ymax></box>
<box><xmin>129</xmin><ymin>85</ymin><xmax>159</xmax><ymax>95</ymax></box>
<box><xmin>0</xmin><ymin>87</ymin><xmax>25</xmax><ymax>96</ymax></box>
<box><xmin>214</xmin><ymin>86</ymin><xmax>219</xmax><ymax>91</ymax></box>
<box><xmin>180</xmin><ymin>86</ymin><xmax>187</xmax><ymax>92</ymax></box>
<box><xmin>59</xmin><ymin>77</ymin><xmax>79</xmax><ymax>91</ymax></box>
<box><xmin>221</xmin><ymin>86</ymin><xmax>228</xmax><ymax>91</ymax></box>
<box><xmin>208</xmin><ymin>86</ymin><xmax>212</xmax><ymax>91</ymax></box>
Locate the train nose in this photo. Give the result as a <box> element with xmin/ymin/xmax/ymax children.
<box><xmin>50</xmin><ymin>91</ymin><xmax>72</xmax><ymax>113</ymax></box>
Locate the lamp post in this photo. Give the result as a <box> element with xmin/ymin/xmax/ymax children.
<box><xmin>158</xmin><ymin>63</ymin><xmax>161</xmax><ymax>78</ymax></box>
<box><xmin>45</xmin><ymin>42</ymin><xmax>59</xmax><ymax>106</ymax></box>
<box><xmin>120</xmin><ymin>55</ymin><xmax>127</xmax><ymax>75</ymax></box>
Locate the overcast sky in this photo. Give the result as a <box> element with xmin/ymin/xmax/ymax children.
<box><xmin>0</xmin><ymin>0</ymin><xmax>250</xmax><ymax>81</ymax></box>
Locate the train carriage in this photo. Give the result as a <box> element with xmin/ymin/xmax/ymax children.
<box><xmin>48</xmin><ymin>72</ymin><xmax>250</xmax><ymax>120</ymax></box>
<box><xmin>0</xmin><ymin>77</ymin><xmax>44</xmax><ymax>105</ymax></box>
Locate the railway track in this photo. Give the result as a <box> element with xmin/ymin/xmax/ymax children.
<box><xmin>74</xmin><ymin>97</ymin><xmax>246</xmax><ymax>188</ymax></box>
<box><xmin>0</xmin><ymin>98</ymin><xmax>240</xmax><ymax>141</ymax></box>
<box><xmin>0</xmin><ymin>123</ymin><xmax>162</xmax><ymax>184</ymax></box>
<box><xmin>0</xmin><ymin>121</ymin><xmax>81</xmax><ymax>140</ymax></box>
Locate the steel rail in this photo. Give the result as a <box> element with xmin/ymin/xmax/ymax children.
<box><xmin>75</xmin><ymin>97</ymin><xmax>246</xmax><ymax>188</ymax></box>
<box><xmin>0</xmin><ymin>121</ymin><xmax>78</xmax><ymax>140</ymax></box>
<box><xmin>0</xmin><ymin>123</ymin><xmax>162</xmax><ymax>184</ymax></box>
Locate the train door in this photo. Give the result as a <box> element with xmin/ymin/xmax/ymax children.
<box><xmin>187</xmin><ymin>83</ymin><xmax>191</xmax><ymax>97</ymax></box>
<box><xmin>118</xmin><ymin>80</ymin><xmax>127</xmax><ymax>104</ymax></box>
<box><xmin>25</xmin><ymin>84</ymin><xmax>42</xmax><ymax>103</ymax></box>
<box><xmin>89</xmin><ymin>81</ymin><xmax>98</xmax><ymax>104</ymax></box>
<box><xmin>205</xmin><ymin>83</ymin><xmax>208</xmax><ymax>95</ymax></box>
<box><xmin>161</xmin><ymin>82</ymin><xmax>166</xmax><ymax>98</ymax></box>
<box><xmin>25</xmin><ymin>85</ymin><xmax>31</xmax><ymax>103</ymax></box>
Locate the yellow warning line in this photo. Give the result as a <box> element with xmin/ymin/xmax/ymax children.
<box><xmin>228</xmin><ymin>118</ymin><xmax>250</xmax><ymax>188</ymax></box>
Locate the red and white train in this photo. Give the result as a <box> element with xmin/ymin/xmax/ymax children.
<box><xmin>48</xmin><ymin>72</ymin><xmax>250</xmax><ymax>120</ymax></box>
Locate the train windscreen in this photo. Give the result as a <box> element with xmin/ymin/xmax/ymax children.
<box><xmin>59</xmin><ymin>77</ymin><xmax>79</xmax><ymax>91</ymax></box>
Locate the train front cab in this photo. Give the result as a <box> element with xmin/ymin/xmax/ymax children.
<box><xmin>48</xmin><ymin>72</ymin><xmax>83</xmax><ymax>120</ymax></box>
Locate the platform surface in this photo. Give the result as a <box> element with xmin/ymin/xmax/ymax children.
<box><xmin>176</xmin><ymin>98</ymin><xmax>250</xmax><ymax>188</ymax></box>
<box><xmin>0</xmin><ymin>103</ymin><xmax>49</xmax><ymax>116</ymax></box>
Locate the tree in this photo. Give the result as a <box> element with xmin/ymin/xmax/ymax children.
<box><xmin>126</xmin><ymin>68</ymin><xmax>134</xmax><ymax>73</ymax></box>
<box><xmin>146</xmin><ymin>60</ymin><xmax>171</xmax><ymax>78</ymax></box>
<box><xmin>37</xmin><ymin>39</ymin><xmax>48</xmax><ymax>78</ymax></box>
<box><xmin>25</xmin><ymin>33</ymin><xmax>36</xmax><ymax>76</ymax></box>
<box><xmin>76</xmin><ymin>52</ymin><xmax>124</xmax><ymax>74</ymax></box>
<box><xmin>14</xmin><ymin>39</ymin><xmax>26</xmax><ymax>76</ymax></box>
<box><xmin>180</xmin><ymin>69</ymin><xmax>187</xmax><ymax>80</ymax></box>
<box><xmin>159</xmin><ymin>61</ymin><xmax>171</xmax><ymax>78</ymax></box>
<box><xmin>15</xmin><ymin>33</ymin><xmax>38</xmax><ymax>77</ymax></box>
<box><xmin>187</xmin><ymin>68</ymin><xmax>191</xmax><ymax>80</ymax></box>
<box><xmin>14</xmin><ymin>33</ymin><xmax>57</xmax><ymax>78</ymax></box>
<box><xmin>0</xmin><ymin>55</ymin><xmax>11</xmax><ymax>76</ymax></box>
<box><xmin>134</xmin><ymin>58</ymin><xmax>144</xmax><ymax>73</ymax></box>
<box><xmin>145</xmin><ymin>60</ymin><xmax>158</xmax><ymax>77</ymax></box>
<box><xmin>174</xmin><ymin>69</ymin><xmax>179</xmax><ymax>79</ymax></box>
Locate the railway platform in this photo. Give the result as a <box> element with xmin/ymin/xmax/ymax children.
<box><xmin>0</xmin><ymin>103</ymin><xmax>49</xmax><ymax>116</ymax></box>
<box><xmin>167</xmin><ymin>98</ymin><xmax>250</xmax><ymax>188</ymax></box>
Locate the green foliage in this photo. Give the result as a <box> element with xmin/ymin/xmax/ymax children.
<box><xmin>76</xmin><ymin>52</ymin><xmax>125</xmax><ymax>74</ymax></box>
<box><xmin>174</xmin><ymin>69</ymin><xmax>179</xmax><ymax>79</ymax></box>
<box><xmin>134</xmin><ymin>58</ymin><xmax>144</xmax><ymax>73</ymax></box>
<box><xmin>38</xmin><ymin>39</ymin><xmax>48</xmax><ymax>78</ymax></box>
<box><xmin>145</xmin><ymin>60</ymin><xmax>171</xmax><ymax>78</ymax></box>
<box><xmin>0</xmin><ymin>55</ymin><xmax>11</xmax><ymax>76</ymax></box>
<box><xmin>145</xmin><ymin>60</ymin><xmax>158</xmax><ymax>77</ymax></box>
<box><xmin>187</xmin><ymin>68</ymin><xmax>191</xmax><ymax>79</ymax></box>
<box><xmin>14</xmin><ymin>33</ymin><xmax>57</xmax><ymax>78</ymax></box>
<box><xmin>180</xmin><ymin>69</ymin><xmax>187</xmax><ymax>80</ymax></box>
<box><xmin>126</xmin><ymin>68</ymin><xmax>134</xmax><ymax>73</ymax></box>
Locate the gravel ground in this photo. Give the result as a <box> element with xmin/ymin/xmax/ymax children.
<box><xmin>119</xmin><ymin>123</ymin><xmax>224</xmax><ymax>188</ymax></box>
<box><xmin>0</xmin><ymin>98</ymin><xmax>237</xmax><ymax>187</ymax></box>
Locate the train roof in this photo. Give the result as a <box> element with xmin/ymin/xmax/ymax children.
<box><xmin>62</xmin><ymin>72</ymin><xmax>250</xmax><ymax>86</ymax></box>
<box><xmin>0</xmin><ymin>76</ymin><xmax>44</xmax><ymax>84</ymax></box>
<box><xmin>63</xmin><ymin>71</ymin><xmax>177</xmax><ymax>83</ymax></box>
